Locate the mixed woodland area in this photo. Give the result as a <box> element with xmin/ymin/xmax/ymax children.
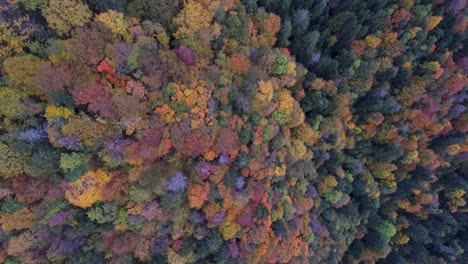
<box><xmin>0</xmin><ymin>0</ymin><xmax>467</xmax><ymax>263</ymax></box>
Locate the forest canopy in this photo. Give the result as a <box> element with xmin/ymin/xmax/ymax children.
<box><xmin>0</xmin><ymin>0</ymin><xmax>466</xmax><ymax>263</ymax></box>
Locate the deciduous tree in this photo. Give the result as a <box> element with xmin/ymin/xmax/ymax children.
<box><xmin>42</xmin><ymin>0</ymin><xmax>92</xmax><ymax>36</ymax></box>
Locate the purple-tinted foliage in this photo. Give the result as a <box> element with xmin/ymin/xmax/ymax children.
<box><xmin>207</xmin><ymin>98</ymin><xmax>219</xmax><ymax>116</ymax></box>
<box><xmin>109</xmin><ymin>234</ymin><xmax>135</xmax><ymax>255</ymax></box>
<box><xmin>458</xmin><ymin>152</ymin><xmax>468</xmax><ymax>160</ymax></box>
<box><xmin>116</xmin><ymin>65</ymin><xmax>130</xmax><ymax>75</ymax></box>
<box><xmin>455</xmin><ymin>92</ymin><xmax>468</xmax><ymax>102</ymax></box>
<box><xmin>194</xmin><ymin>225</ymin><xmax>209</xmax><ymax>239</ymax></box>
<box><xmin>212</xmin><ymin>211</ymin><xmax>225</xmax><ymax>225</ymax></box>
<box><xmin>273</xmin><ymin>124</ymin><xmax>281</xmax><ymax>135</ymax></box>
<box><xmin>237</xmin><ymin>211</ymin><xmax>253</xmax><ymax>226</ymax></box>
<box><xmin>306</xmin><ymin>186</ymin><xmax>319</xmax><ymax>199</ymax></box>
<box><xmin>236</xmin><ymin>95</ymin><xmax>250</xmax><ymax>113</ymax></box>
<box><xmin>48</xmin><ymin>211</ymin><xmax>68</xmax><ymax>227</ymax></box>
<box><xmin>57</xmin><ymin>136</ymin><xmax>81</xmax><ymax>150</ymax></box>
<box><xmin>437</xmin><ymin>89</ymin><xmax>449</xmax><ymax>96</ymax></box>
<box><xmin>104</xmin><ymin>136</ymin><xmax>130</xmax><ymax>162</ymax></box>
<box><xmin>236</xmin><ymin>156</ymin><xmax>248</xmax><ymax>168</ymax></box>
<box><xmin>37</xmin><ymin>227</ymin><xmax>53</xmax><ymax>242</ymax></box>
<box><xmin>272</xmin><ymin>191</ymin><xmax>282</xmax><ymax>204</ymax></box>
<box><xmin>143</xmin><ymin>201</ymin><xmax>163</xmax><ymax>221</ymax></box>
<box><xmin>321</xmin><ymin>152</ymin><xmax>330</xmax><ymax>160</ymax></box>
<box><xmin>18</xmin><ymin>127</ymin><xmax>47</xmax><ymax>144</ymax></box>
<box><xmin>400</xmin><ymin>124</ymin><xmax>409</xmax><ymax>133</ymax></box>
<box><xmin>57</xmin><ymin>237</ymin><xmax>86</xmax><ymax>255</ymax></box>
<box><xmin>287</xmin><ymin>218</ymin><xmax>300</xmax><ymax>230</ymax></box>
<box><xmin>445</xmin><ymin>97</ymin><xmax>456</xmax><ymax>106</ymax></box>
<box><xmin>228</xmin><ymin>241</ymin><xmax>239</xmax><ymax>258</ymax></box>
<box><xmin>48</xmin><ymin>187</ymin><xmax>64</xmax><ymax>199</ymax></box>
<box><xmin>396</xmin><ymin>29</ymin><xmax>405</xmax><ymax>38</ymax></box>
<box><xmin>458</xmin><ymin>56</ymin><xmax>468</xmax><ymax>73</ymax></box>
<box><xmin>167</xmin><ymin>172</ymin><xmax>187</xmax><ymax>192</ymax></box>
<box><xmin>449</xmin><ymin>0</ymin><xmax>465</xmax><ymax>14</ymax></box>
<box><xmin>152</xmin><ymin>236</ymin><xmax>168</xmax><ymax>255</ymax></box>
<box><xmin>116</xmin><ymin>43</ymin><xmax>132</xmax><ymax>65</ymax></box>
<box><xmin>127</xmin><ymin>214</ymin><xmax>145</xmax><ymax>226</ymax></box>
<box><xmin>104</xmin><ymin>137</ymin><xmax>129</xmax><ymax>153</ymax></box>
<box><xmin>235</xmin><ymin>176</ymin><xmax>245</xmax><ymax>189</ymax></box>
<box><xmin>321</xmin><ymin>133</ymin><xmax>329</xmax><ymax>140</ymax></box>
<box><xmin>175</xmin><ymin>45</ymin><xmax>196</xmax><ymax>66</ymax></box>
<box><xmin>21</xmin><ymin>98</ymin><xmax>43</xmax><ymax>115</ymax></box>
<box><xmin>334</xmin><ymin>79</ymin><xmax>342</xmax><ymax>86</ymax></box>
<box><xmin>195</xmin><ymin>162</ymin><xmax>216</xmax><ymax>179</ymax></box>
<box><xmin>218</xmin><ymin>153</ymin><xmax>229</xmax><ymax>165</ymax></box>
<box><xmin>51</xmin><ymin>235</ymin><xmax>86</xmax><ymax>256</ymax></box>
<box><xmin>345</xmin><ymin>159</ymin><xmax>363</xmax><ymax>175</ymax></box>
<box><xmin>401</xmin><ymin>45</ymin><xmax>409</xmax><ymax>53</ymax></box>
<box><xmin>294</xmin><ymin>9</ymin><xmax>310</xmax><ymax>27</ymax></box>
<box><xmin>232</xmin><ymin>189</ymin><xmax>250</xmax><ymax>204</ymax></box>
<box><xmin>387</xmin><ymin>98</ymin><xmax>401</xmax><ymax>112</ymax></box>
<box><xmin>308</xmin><ymin>53</ymin><xmax>321</xmax><ymax>66</ymax></box>
<box><xmin>249</xmin><ymin>48</ymin><xmax>258</xmax><ymax>62</ymax></box>
<box><xmin>310</xmin><ymin>217</ymin><xmax>325</xmax><ymax>235</ymax></box>
<box><xmin>189</xmin><ymin>209</ymin><xmax>205</xmax><ymax>224</ymax></box>
<box><xmin>439</xmin><ymin>245</ymin><xmax>455</xmax><ymax>255</ymax></box>
<box><xmin>428</xmin><ymin>193</ymin><xmax>440</xmax><ymax>207</ymax></box>
<box><xmin>267</xmin><ymin>152</ymin><xmax>279</xmax><ymax>164</ymax></box>
<box><xmin>451</xmin><ymin>104</ymin><xmax>466</xmax><ymax>115</ymax></box>
<box><xmin>374</xmin><ymin>90</ymin><xmax>388</xmax><ymax>98</ymax></box>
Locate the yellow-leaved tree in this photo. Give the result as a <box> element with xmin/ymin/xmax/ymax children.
<box><xmin>42</xmin><ymin>0</ymin><xmax>92</xmax><ymax>36</ymax></box>
<box><xmin>252</xmin><ymin>80</ymin><xmax>274</xmax><ymax>113</ymax></box>
<box><xmin>65</xmin><ymin>170</ymin><xmax>112</xmax><ymax>208</ymax></box>
<box><xmin>95</xmin><ymin>10</ymin><xmax>130</xmax><ymax>41</ymax></box>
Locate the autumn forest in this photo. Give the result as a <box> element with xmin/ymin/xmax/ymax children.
<box><xmin>0</xmin><ymin>0</ymin><xmax>466</xmax><ymax>263</ymax></box>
